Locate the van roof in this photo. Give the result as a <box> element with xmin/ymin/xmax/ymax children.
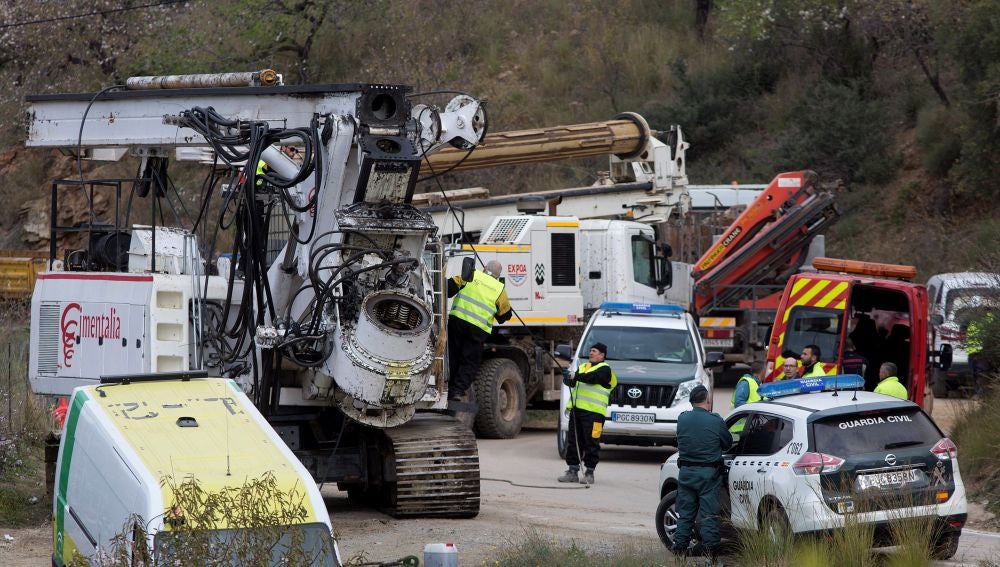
<box><xmin>70</xmin><ymin>378</ymin><xmax>324</xmax><ymax>525</ymax></box>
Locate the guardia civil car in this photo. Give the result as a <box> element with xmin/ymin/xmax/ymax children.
<box><xmin>654</xmin><ymin>376</ymin><xmax>967</xmax><ymax>559</ymax></box>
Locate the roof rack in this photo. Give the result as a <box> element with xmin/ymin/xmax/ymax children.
<box><xmin>758</xmin><ymin>375</ymin><xmax>865</xmax><ymax>400</ymax></box>
<box><xmin>599</xmin><ymin>302</ymin><xmax>685</xmax><ymax>316</ymax></box>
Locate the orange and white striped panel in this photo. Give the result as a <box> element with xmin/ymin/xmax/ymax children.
<box><xmin>700</xmin><ymin>317</ymin><xmax>736</xmax><ymax>328</ymax></box>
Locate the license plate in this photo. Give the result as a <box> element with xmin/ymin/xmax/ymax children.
<box><xmin>857</xmin><ymin>469</ymin><xmax>919</xmax><ymax>490</ymax></box>
<box><xmin>612</xmin><ymin>412</ymin><xmax>655</xmax><ymax>424</ymax></box>
<box><xmin>703</xmin><ymin>339</ymin><xmax>733</xmax><ymax>348</ymax></box>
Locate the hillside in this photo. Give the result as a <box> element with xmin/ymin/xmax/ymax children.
<box><xmin>1</xmin><ymin>0</ymin><xmax>998</xmax><ymax>278</ymax></box>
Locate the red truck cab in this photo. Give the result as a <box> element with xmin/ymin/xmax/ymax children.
<box><xmin>765</xmin><ymin>258</ymin><xmax>936</xmax><ymax>410</ymax></box>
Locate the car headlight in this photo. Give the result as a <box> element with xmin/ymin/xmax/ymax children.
<box><xmin>672</xmin><ymin>378</ymin><xmax>701</xmax><ymax>407</ymax></box>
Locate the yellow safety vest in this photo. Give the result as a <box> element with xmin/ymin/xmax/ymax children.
<box><xmin>255</xmin><ymin>160</ymin><xmax>267</xmax><ymax>187</ymax></box>
<box><xmin>874</xmin><ymin>376</ymin><xmax>908</xmax><ymax>400</ymax></box>
<box><xmin>730</xmin><ymin>375</ymin><xmax>761</xmax><ymax>408</ymax></box>
<box><xmin>801</xmin><ymin>363</ymin><xmax>828</xmax><ymax>378</ymax></box>
<box><xmin>568</xmin><ymin>361</ymin><xmax>618</xmax><ymax>417</ymax></box>
<box><xmin>449</xmin><ymin>271</ymin><xmax>504</xmax><ymax>333</ymax></box>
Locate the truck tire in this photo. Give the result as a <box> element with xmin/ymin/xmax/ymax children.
<box><xmin>474</xmin><ymin>358</ymin><xmax>526</xmax><ymax>439</ymax></box>
<box><xmin>932</xmin><ymin>368</ymin><xmax>949</xmax><ymax>399</ymax></box>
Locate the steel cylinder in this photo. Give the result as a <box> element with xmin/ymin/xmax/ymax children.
<box><xmin>125</xmin><ymin>70</ymin><xmax>279</xmax><ymax>90</ymax></box>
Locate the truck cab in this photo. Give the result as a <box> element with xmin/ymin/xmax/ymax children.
<box><xmin>765</xmin><ymin>258</ymin><xmax>936</xmax><ymax>411</ymax></box>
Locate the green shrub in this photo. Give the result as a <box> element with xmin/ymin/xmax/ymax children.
<box><xmin>775</xmin><ymin>80</ymin><xmax>893</xmax><ymax>185</ymax></box>
<box><xmin>915</xmin><ymin>106</ymin><xmax>962</xmax><ymax>177</ymax></box>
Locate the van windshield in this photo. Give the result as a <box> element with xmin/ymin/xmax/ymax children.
<box><xmin>582</xmin><ymin>326</ymin><xmax>694</xmax><ymax>363</ymax></box>
<box><xmin>154</xmin><ymin>522</ymin><xmax>338</xmax><ymax>566</ymax></box>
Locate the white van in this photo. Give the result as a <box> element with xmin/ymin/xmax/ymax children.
<box><xmin>557</xmin><ymin>302</ymin><xmax>722</xmax><ymax>456</ymax></box>
<box><xmin>926</xmin><ymin>272</ymin><xmax>999</xmax><ymax>397</ymax></box>
<box><xmin>52</xmin><ymin>375</ymin><xmax>340</xmax><ymax>566</ymax></box>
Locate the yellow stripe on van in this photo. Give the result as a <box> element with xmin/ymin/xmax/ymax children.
<box><xmin>790</xmin><ymin>278</ymin><xmax>811</xmax><ymax>297</ymax></box>
<box><xmin>87</xmin><ymin>379</ymin><xmax>320</xmax><ymax>528</ymax></box>
<box><xmin>814</xmin><ymin>281</ymin><xmax>849</xmax><ymax>308</ymax></box>
<box><xmin>546</xmin><ymin>221</ymin><xmax>579</xmax><ymax>227</ymax></box>
<box><xmin>461</xmin><ymin>244</ymin><xmax>531</xmax><ymax>252</ymax></box>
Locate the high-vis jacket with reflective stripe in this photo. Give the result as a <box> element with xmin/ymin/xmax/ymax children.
<box><xmin>449</xmin><ymin>270</ymin><xmax>505</xmax><ymax>334</ymax></box>
<box><xmin>569</xmin><ymin>361</ymin><xmax>618</xmax><ymax>417</ymax></box>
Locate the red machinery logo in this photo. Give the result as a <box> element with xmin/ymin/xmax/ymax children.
<box><xmin>507</xmin><ymin>263</ymin><xmax>528</xmax><ymax>286</ymax></box>
<box><xmin>60</xmin><ymin>303</ymin><xmax>122</xmax><ymax>368</ymax></box>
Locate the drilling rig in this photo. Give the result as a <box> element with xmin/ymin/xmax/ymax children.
<box><xmin>24</xmin><ymin>70</ymin><xmax>689</xmax><ymax>517</ymax></box>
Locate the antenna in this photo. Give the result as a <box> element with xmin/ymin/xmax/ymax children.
<box><xmin>832</xmin><ymin>371</ymin><xmax>839</xmax><ymax>397</ymax></box>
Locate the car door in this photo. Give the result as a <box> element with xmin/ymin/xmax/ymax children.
<box><xmin>725</xmin><ymin>412</ymin><xmax>794</xmax><ymax>529</ymax></box>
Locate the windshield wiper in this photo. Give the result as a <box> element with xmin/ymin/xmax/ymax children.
<box><xmin>884</xmin><ymin>440</ymin><xmax>925</xmax><ymax>450</ymax></box>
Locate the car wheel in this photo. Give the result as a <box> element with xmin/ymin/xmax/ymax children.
<box><xmin>931</xmin><ymin>531</ymin><xmax>960</xmax><ymax>560</ymax></box>
<box><xmin>655</xmin><ymin>491</ymin><xmax>697</xmax><ymax>551</ymax></box>
<box><xmin>761</xmin><ymin>505</ymin><xmax>792</xmax><ymax>547</ymax></box>
<box><xmin>556</xmin><ymin>415</ymin><xmax>568</xmax><ymax>459</ymax></box>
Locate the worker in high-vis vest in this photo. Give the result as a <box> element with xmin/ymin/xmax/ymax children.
<box><xmin>558</xmin><ymin>342</ymin><xmax>617</xmax><ymax>485</ymax></box>
<box><xmin>874</xmin><ymin>361</ymin><xmax>908</xmax><ymax>400</ymax></box>
<box><xmin>447</xmin><ymin>260</ymin><xmax>512</xmax><ymax>403</ymax></box>
<box><xmin>800</xmin><ymin>344</ymin><xmax>828</xmax><ymax>378</ymax></box>
<box><xmin>967</xmin><ymin>311</ymin><xmax>994</xmax><ymax>398</ymax></box>
<box><xmin>731</xmin><ymin>360</ymin><xmax>764</xmax><ymax>408</ymax></box>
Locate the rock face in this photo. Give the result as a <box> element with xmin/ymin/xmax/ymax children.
<box><xmin>8</xmin><ymin>149</ymin><xmax>114</xmax><ymax>255</ymax></box>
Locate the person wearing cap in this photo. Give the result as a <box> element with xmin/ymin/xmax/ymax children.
<box><xmin>447</xmin><ymin>260</ymin><xmax>513</xmax><ymax>403</ymax></box>
<box><xmin>672</xmin><ymin>384</ymin><xmax>732</xmax><ymax>564</ymax></box>
<box><xmin>558</xmin><ymin>342</ymin><xmax>617</xmax><ymax>485</ymax></box>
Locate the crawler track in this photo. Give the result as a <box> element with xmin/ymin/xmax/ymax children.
<box><xmin>382</xmin><ymin>413</ymin><xmax>480</xmax><ymax>518</ymax></box>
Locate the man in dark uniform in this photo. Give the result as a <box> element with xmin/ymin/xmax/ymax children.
<box><xmin>557</xmin><ymin>342</ymin><xmax>617</xmax><ymax>485</ymax></box>
<box><xmin>447</xmin><ymin>260</ymin><xmax>512</xmax><ymax>402</ymax></box>
<box><xmin>672</xmin><ymin>385</ymin><xmax>732</xmax><ymax>564</ymax></box>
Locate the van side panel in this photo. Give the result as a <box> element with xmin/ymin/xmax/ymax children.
<box><xmin>53</xmin><ymin>390</ymin><xmax>89</xmax><ymax>566</ymax></box>
<box><xmin>767</xmin><ymin>275</ymin><xmax>848</xmax><ymax>380</ymax></box>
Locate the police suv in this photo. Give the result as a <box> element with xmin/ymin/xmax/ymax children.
<box><xmin>655</xmin><ymin>376</ymin><xmax>967</xmax><ymax>559</ymax></box>
<box><xmin>557</xmin><ymin>302</ymin><xmax>723</xmax><ymax>457</ymax></box>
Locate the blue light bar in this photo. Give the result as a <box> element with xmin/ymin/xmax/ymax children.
<box><xmin>757</xmin><ymin>375</ymin><xmax>865</xmax><ymax>399</ymax></box>
<box><xmin>599</xmin><ymin>302</ymin><xmax>685</xmax><ymax>315</ymax></box>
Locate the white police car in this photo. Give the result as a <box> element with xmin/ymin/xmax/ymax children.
<box><xmin>655</xmin><ymin>375</ymin><xmax>967</xmax><ymax>559</ymax></box>
<box><xmin>557</xmin><ymin>303</ymin><xmax>722</xmax><ymax>457</ymax></box>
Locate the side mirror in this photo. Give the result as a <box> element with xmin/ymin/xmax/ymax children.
<box><xmin>937</xmin><ymin>343</ymin><xmax>953</xmax><ymax>370</ymax></box>
<box><xmin>930</xmin><ymin>314</ymin><xmax>944</xmax><ymax>326</ymax></box>
<box><xmin>656</xmin><ymin>257</ymin><xmax>673</xmax><ymax>292</ymax></box>
<box><xmin>705</xmin><ymin>351</ymin><xmax>725</xmax><ymax>368</ymax></box>
<box><xmin>554</xmin><ymin>344</ymin><xmax>574</xmax><ymax>360</ymax></box>
<box><xmin>461</xmin><ymin>257</ymin><xmax>475</xmax><ymax>281</ymax></box>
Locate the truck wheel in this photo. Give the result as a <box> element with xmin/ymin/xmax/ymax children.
<box><xmin>474</xmin><ymin>358</ymin><xmax>526</xmax><ymax>439</ymax></box>
<box><xmin>932</xmin><ymin>368</ymin><xmax>949</xmax><ymax>399</ymax></box>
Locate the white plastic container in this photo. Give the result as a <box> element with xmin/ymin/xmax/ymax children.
<box><xmin>423</xmin><ymin>542</ymin><xmax>459</xmax><ymax>567</ymax></box>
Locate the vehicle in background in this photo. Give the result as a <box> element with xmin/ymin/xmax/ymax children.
<box><xmin>655</xmin><ymin>376</ymin><xmax>967</xmax><ymax>560</ymax></box>
<box><xmin>52</xmin><ymin>375</ymin><xmax>339</xmax><ymax>566</ymax></box>
<box><xmin>691</xmin><ymin>171</ymin><xmax>838</xmax><ymax>368</ymax></box>
<box><xmin>764</xmin><ymin>258</ymin><xmax>948</xmax><ymax>412</ymax></box>
<box><xmin>444</xmin><ymin>213</ymin><xmax>678</xmax><ymax>438</ymax></box>
<box><xmin>0</xmin><ymin>250</ymin><xmax>48</xmax><ymax>299</ymax></box>
<box><xmin>557</xmin><ymin>302</ymin><xmax>723</xmax><ymax>457</ymax></box>
<box><xmin>926</xmin><ymin>272</ymin><xmax>1000</xmax><ymax>398</ymax></box>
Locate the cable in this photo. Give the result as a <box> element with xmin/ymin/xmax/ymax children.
<box><xmin>480</xmin><ymin>477</ymin><xmax>590</xmax><ymax>490</ymax></box>
<box><xmin>77</xmin><ymin>84</ymin><xmax>126</xmax><ymax>227</ymax></box>
<box><xmin>0</xmin><ymin>0</ymin><xmax>189</xmax><ymax>30</ymax></box>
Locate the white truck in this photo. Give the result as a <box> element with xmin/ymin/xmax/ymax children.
<box><xmin>443</xmin><ymin>212</ymin><xmax>691</xmax><ymax>438</ymax></box>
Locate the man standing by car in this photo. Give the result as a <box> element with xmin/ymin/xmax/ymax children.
<box><xmin>779</xmin><ymin>356</ymin><xmax>800</xmax><ymax>380</ymax></box>
<box><xmin>558</xmin><ymin>342</ymin><xmax>616</xmax><ymax>485</ymax></box>
<box><xmin>672</xmin><ymin>385</ymin><xmax>732</xmax><ymax>564</ymax></box>
<box><xmin>800</xmin><ymin>345</ymin><xmax>828</xmax><ymax>377</ymax></box>
<box><xmin>731</xmin><ymin>361</ymin><xmax>764</xmax><ymax>408</ymax></box>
